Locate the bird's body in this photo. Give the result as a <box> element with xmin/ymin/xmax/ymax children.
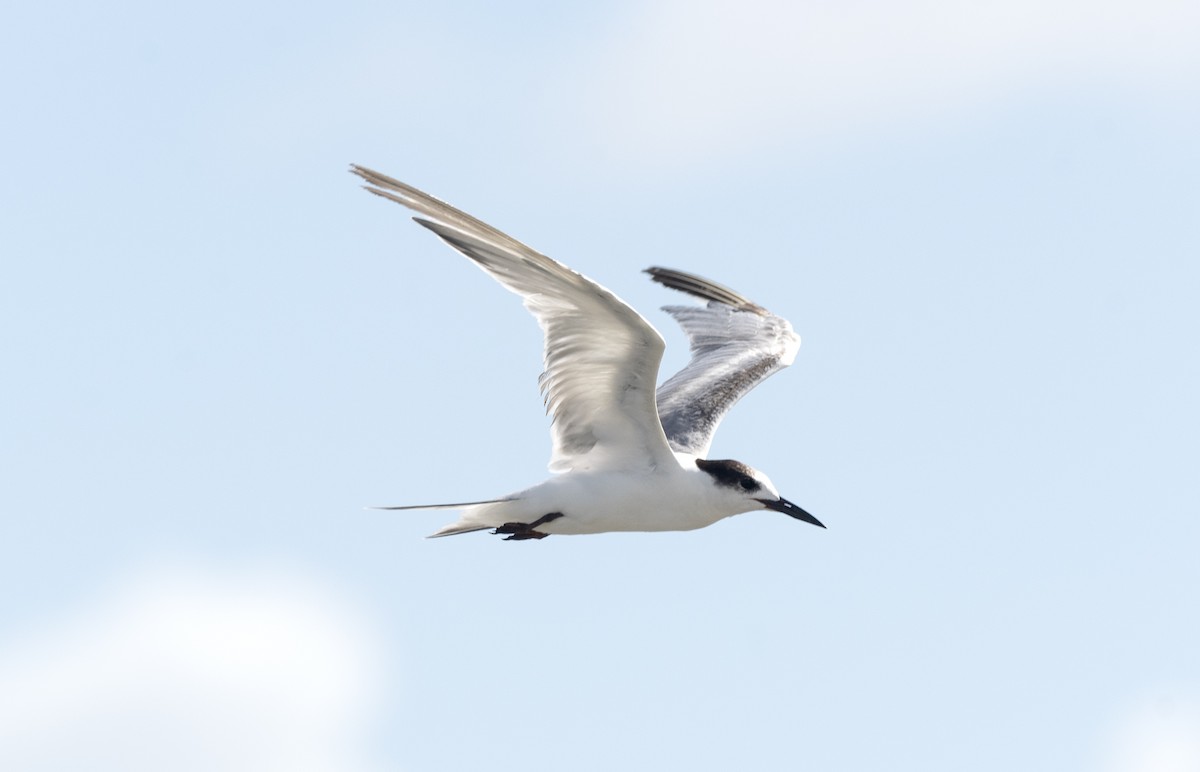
<box><xmin>431</xmin><ymin>455</ymin><xmax>767</xmax><ymax>538</ymax></box>
<box><xmin>352</xmin><ymin>165</ymin><xmax>824</xmax><ymax>540</ymax></box>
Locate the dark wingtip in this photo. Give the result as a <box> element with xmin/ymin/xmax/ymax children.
<box><xmin>644</xmin><ymin>266</ymin><xmax>765</xmax><ymax>312</ymax></box>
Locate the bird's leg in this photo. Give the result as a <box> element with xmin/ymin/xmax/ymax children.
<box><xmin>492</xmin><ymin>511</ymin><xmax>564</xmax><ymax>541</ymax></box>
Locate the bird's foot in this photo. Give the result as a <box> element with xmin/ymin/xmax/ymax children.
<box><xmin>492</xmin><ymin>512</ymin><xmax>563</xmax><ymax>541</ymax></box>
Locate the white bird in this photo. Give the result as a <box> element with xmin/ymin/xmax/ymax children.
<box><xmin>352</xmin><ymin>165</ymin><xmax>824</xmax><ymax>540</ymax></box>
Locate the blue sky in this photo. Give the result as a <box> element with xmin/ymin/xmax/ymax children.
<box><xmin>2</xmin><ymin>1</ymin><xmax>1199</xmax><ymax>770</ymax></box>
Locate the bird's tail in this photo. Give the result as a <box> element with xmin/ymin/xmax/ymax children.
<box><xmin>370</xmin><ymin>498</ymin><xmax>513</xmax><ymax>512</ymax></box>
<box><xmin>370</xmin><ymin>498</ymin><xmax>517</xmax><ymax>538</ymax></box>
<box><xmin>426</xmin><ymin>522</ymin><xmax>493</xmax><ymax>538</ymax></box>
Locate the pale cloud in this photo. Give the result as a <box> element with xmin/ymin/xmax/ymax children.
<box><xmin>1104</xmin><ymin>695</ymin><xmax>1200</xmax><ymax>772</ymax></box>
<box><xmin>0</xmin><ymin>563</ymin><xmax>387</xmax><ymax>772</ymax></box>
<box><xmin>575</xmin><ymin>0</ymin><xmax>1200</xmax><ymax>166</ymax></box>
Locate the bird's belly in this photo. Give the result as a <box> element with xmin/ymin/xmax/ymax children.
<box><xmin>520</xmin><ymin>473</ymin><xmax>726</xmax><ymax>535</ymax></box>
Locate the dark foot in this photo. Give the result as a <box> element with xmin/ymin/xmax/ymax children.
<box><xmin>492</xmin><ymin>512</ymin><xmax>563</xmax><ymax>541</ymax></box>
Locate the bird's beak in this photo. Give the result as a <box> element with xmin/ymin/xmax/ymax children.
<box><xmin>756</xmin><ymin>497</ymin><xmax>825</xmax><ymax>528</ymax></box>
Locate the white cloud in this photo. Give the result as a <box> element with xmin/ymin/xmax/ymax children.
<box><xmin>576</xmin><ymin>0</ymin><xmax>1200</xmax><ymax>165</ymax></box>
<box><xmin>0</xmin><ymin>563</ymin><xmax>387</xmax><ymax>772</ymax></box>
<box><xmin>1104</xmin><ymin>695</ymin><xmax>1200</xmax><ymax>772</ymax></box>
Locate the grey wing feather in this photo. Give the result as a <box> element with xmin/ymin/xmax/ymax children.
<box><xmin>353</xmin><ymin>165</ymin><xmax>675</xmax><ymax>473</ymax></box>
<box><xmin>646</xmin><ymin>267</ymin><xmax>800</xmax><ymax>457</ymax></box>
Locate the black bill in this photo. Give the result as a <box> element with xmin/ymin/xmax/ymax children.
<box><xmin>757</xmin><ymin>497</ymin><xmax>825</xmax><ymax>528</ymax></box>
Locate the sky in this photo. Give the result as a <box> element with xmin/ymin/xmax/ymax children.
<box><xmin>2</xmin><ymin>1</ymin><xmax>1199</xmax><ymax>770</ymax></box>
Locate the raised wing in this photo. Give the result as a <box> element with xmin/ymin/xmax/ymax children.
<box><xmin>352</xmin><ymin>165</ymin><xmax>677</xmax><ymax>473</ymax></box>
<box><xmin>647</xmin><ymin>267</ymin><xmax>800</xmax><ymax>458</ymax></box>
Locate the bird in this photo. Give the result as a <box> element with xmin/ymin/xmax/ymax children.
<box><xmin>351</xmin><ymin>164</ymin><xmax>824</xmax><ymax>540</ymax></box>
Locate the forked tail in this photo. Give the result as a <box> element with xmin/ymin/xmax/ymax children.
<box><xmin>370</xmin><ymin>498</ymin><xmax>513</xmax><ymax>512</ymax></box>
<box><xmin>370</xmin><ymin>498</ymin><xmax>517</xmax><ymax>538</ymax></box>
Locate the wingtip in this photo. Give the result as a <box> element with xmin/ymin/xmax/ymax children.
<box><xmin>645</xmin><ymin>266</ymin><xmax>766</xmax><ymax>312</ymax></box>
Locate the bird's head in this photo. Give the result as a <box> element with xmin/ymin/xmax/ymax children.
<box><xmin>695</xmin><ymin>458</ymin><xmax>824</xmax><ymax>528</ymax></box>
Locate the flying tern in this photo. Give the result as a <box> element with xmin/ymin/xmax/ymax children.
<box><xmin>352</xmin><ymin>164</ymin><xmax>824</xmax><ymax>540</ymax></box>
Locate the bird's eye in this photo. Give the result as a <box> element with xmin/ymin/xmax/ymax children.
<box><xmin>739</xmin><ymin>477</ymin><xmax>757</xmax><ymax>491</ymax></box>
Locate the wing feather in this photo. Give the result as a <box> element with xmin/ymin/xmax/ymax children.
<box><xmin>647</xmin><ymin>267</ymin><xmax>800</xmax><ymax>457</ymax></box>
<box><xmin>353</xmin><ymin>165</ymin><xmax>677</xmax><ymax>473</ymax></box>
